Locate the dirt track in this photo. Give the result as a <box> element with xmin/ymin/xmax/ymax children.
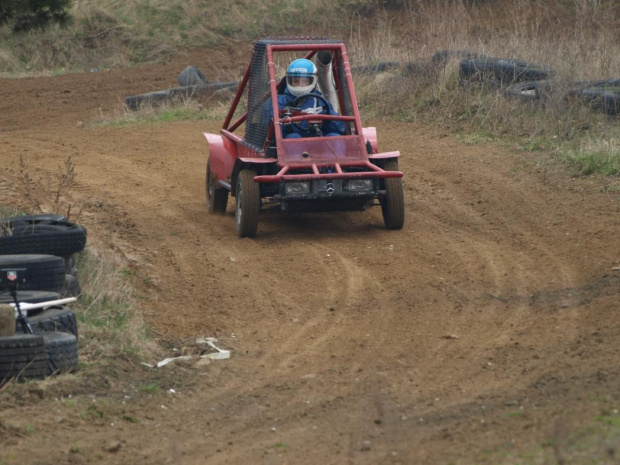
<box><xmin>1</xmin><ymin>46</ymin><xmax>619</xmax><ymax>464</ymax></box>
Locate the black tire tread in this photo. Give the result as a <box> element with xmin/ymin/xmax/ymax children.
<box><xmin>1</xmin><ymin>214</ymin><xmax>67</xmax><ymax>226</ymax></box>
<box><xmin>460</xmin><ymin>57</ymin><xmax>554</xmax><ymax>85</ymax></box>
<box><xmin>16</xmin><ymin>306</ymin><xmax>78</xmax><ymax>338</ymax></box>
<box><xmin>0</xmin><ymin>334</ymin><xmax>47</xmax><ymax>380</ymax></box>
<box><xmin>0</xmin><ymin>221</ymin><xmax>87</xmax><ymax>256</ymax></box>
<box><xmin>380</xmin><ymin>160</ymin><xmax>405</xmax><ymax>230</ymax></box>
<box><xmin>61</xmin><ymin>274</ymin><xmax>81</xmax><ymax>298</ymax></box>
<box><xmin>503</xmin><ymin>80</ymin><xmax>546</xmax><ymax>101</ymax></box>
<box><xmin>0</xmin><ymin>255</ymin><xmax>66</xmax><ymax>292</ymax></box>
<box><xmin>206</xmin><ymin>159</ymin><xmax>229</xmax><ymax>214</ymax></box>
<box><xmin>236</xmin><ymin>170</ymin><xmax>260</xmax><ymax>238</ymax></box>
<box><xmin>178</xmin><ymin>66</ymin><xmax>208</xmax><ymax>86</ymax></box>
<box><xmin>42</xmin><ymin>332</ymin><xmax>79</xmax><ymax>373</ymax></box>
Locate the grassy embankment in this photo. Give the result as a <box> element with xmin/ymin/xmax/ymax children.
<box><xmin>0</xmin><ymin>0</ymin><xmax>339</xmax><ymax>75</ymax></box>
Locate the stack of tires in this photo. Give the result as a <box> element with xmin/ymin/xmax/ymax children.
<box><xmin>0</xmin><ymin>214</ymin><xmax>86</xmax><ymax>382</ymax></box>
<box><xmin>453</xmin><ymin>52</ymin><xmax>619</xmax><ymax>116</ymax></box>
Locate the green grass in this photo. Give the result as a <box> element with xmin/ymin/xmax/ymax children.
<box><xmin>457</xmin><ymin>133</ymin><xmax>497</xmax><ymax>146</ymax></box>
<box><xmin>518</xmin><ymin>137</ymin><xmax>555</xmax><ymax>154</ymax></box>
<box><xmin>139</xmin><ymin>380</ymin><xmax>160</xmax><ymax>394</ymax></box>
<box><xmin>91</xmin><ymin>99</ymin><xmax>230</xmax><ymax>127</ymax></box>
<box><xmin>0</xmin><ymin>206</ymin><xmax>23</xmax><ymax>218</ymax></box>
<box><xmin>72</xmin><ymin>247</ymin><xmax>157</xmax><ymax>362</ymax></box>
<box><xmin>564</xmin><ymin>137</ymin><xmax>620</xmax><ymax>176</ymax></box>
<box><xmin>481</xmin><ymin>410</ymin><xmax>620</xmax><ymax>464</ymax></box>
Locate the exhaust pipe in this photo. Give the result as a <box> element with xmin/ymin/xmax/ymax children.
<box><xmin>316</xmin><ymin>51</ymin><xmax>339</xmax><ymax>112</ymax></box>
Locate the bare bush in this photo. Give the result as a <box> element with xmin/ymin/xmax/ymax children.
<box><xmin>16</xmin><ymin>154</ymin><xmax>81</xmax><ymax>220</ymax></box>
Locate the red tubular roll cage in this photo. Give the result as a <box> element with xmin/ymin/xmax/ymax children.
<box><xmin>221</xmin><ymin>42</ymin><xmax>402</xmax><ymax>183</ymax></box>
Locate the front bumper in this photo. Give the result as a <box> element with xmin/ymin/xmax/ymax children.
<box><xmin>279</xmin><ymin>178</ymin><xmax>378</xmax><ymax>201</ymax></box>
<box><xmin>252</xmin><ymin>160</ymin><xmax>402</xmax><ymax>184</ymax></box>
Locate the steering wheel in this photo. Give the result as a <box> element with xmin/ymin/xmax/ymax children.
<box><xmin>290</xmin><ymin>93</ymin><xmax>331</xmax><ymax>110</ymax></box>
<box><xmin>280</xmin><ymin>93</ymin><xmax>332</xmax><ymax>135</ymax></box>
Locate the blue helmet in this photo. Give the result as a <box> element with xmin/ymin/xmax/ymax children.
<box><xmin>286</xmin><ymin>58</ymin><xmax>318</xmax><ymax>97</ymax></box>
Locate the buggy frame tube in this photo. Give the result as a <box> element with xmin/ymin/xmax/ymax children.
<box><xmin>254</xmin><ymin>159</ymin><xmax>402</xmax><ymax>183</ymax></box>
<box><xmin>223</xmin><ymin>62</ymin><xmax>251</xmax><ymax>131</ymax></box>
<box><xmin>268</xmin><ymin>44</ymin><xmax>366</xmax><ymax>158</ymax></box>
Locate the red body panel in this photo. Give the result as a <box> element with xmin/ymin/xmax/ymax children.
<box><xmin>203</xmin><ymin>132</ymin><xmax>237</xmax><ymax>183</ymax></box>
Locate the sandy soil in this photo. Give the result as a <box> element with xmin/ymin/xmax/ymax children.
<box><xmin>0</xmin><ymin>45</ymin><xmax>619</xmax><ymax>465</ymax></box>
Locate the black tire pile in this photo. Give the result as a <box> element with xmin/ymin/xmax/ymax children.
<box><xmin>455</xmin><ymin>52</ymin><xmax>619</xmax><ymax>116</ymax></box>
<box><xmin>125</xmin><ymin>66</ymin><xmax>239</xmax><ymax>110</ymax></box>
<box><xmin>351</xmin><ymin>50</ymin><xmax>620</xmax><ymax>117</ymax></box>
<box><xmin>0</xmin><ymin>214</ymin><xmax>86</xmax><ymax>382</ymax></box>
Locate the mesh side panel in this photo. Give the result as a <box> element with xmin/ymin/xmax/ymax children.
<box><xmin>244</xmin><ymin>42</ymin><xmax>271</xmax><ymax>150</ymax></box>
<box><xmin>243</xmin><ymin>38</ymin><xmax>345</xmax><ymax>152</ymax></box>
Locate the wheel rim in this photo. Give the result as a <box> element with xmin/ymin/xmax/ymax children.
<box><xmin>208</xmin><ymin>176</ymin><xmax>214</xmax><ymax>199</ymax></box>
<box><xmin>236</xmin><ymin>181</ymin><xmax>243</xmax><ymax>230</ymax></box>
<box><xmin>207</xmin><ymin>164</ymin><xmax>214</xmax><ymax>203</ymax></box>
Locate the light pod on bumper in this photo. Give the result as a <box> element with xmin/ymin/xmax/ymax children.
<box><xmin>345</xmin><ymin>179</ymin><xmax>373</xmax><ymax>193</ymax></box>
<box><xmin>284</xmin><ymin>181</ymin><xmax>311</xmax><ymax>195</ymax></box>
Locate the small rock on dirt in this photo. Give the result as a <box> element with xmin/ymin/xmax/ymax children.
<box><xmin>106</xmin><ymin>441</ymin><xmax>122</xmax><ymax>453</ymax></box>
<box><xmin>196</xmin><ymin>357</ymin><xmax>212</xmax><ymax>367</ymax></box>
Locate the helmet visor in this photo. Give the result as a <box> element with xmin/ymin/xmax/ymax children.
<box><xmin>287</xmin><ymin>75</ymin><xmax>315</xmax><ymax>87</ymax></box>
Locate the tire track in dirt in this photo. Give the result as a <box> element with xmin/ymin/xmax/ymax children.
<box><xmin>268</xmin><ymin>241</ymin><xmax>380</xmax><ymax>373</ymax></box>
<box><xmin>383</xmin><ymin>125</ymin><xmax>603</xmax><ymax>406</ymax></box>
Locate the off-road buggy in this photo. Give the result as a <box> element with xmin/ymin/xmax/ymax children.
<box><xmin>204</xmin><ymin>37</ymin><xmax>405</xmax><ymax>237</ymax></box>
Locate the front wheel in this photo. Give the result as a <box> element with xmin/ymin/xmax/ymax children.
<box><xmin>235</xmin><ymin>170</ymin><xmax>260</xmax><ymax>238</ymax></box>
<box><xmin>206</xmin><ymin>159</ymin><xmax>228</xmax><ymax>214</ymax></box>
<box><xmin>379</xmin><ymin>160</ymin><xmax>405</xmax><ymax>230</ymax></box>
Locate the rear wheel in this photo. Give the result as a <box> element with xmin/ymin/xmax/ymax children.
<box><xmin>380</xmin><ymin>160</ymin><xmax>405</xmax><ymax>230</ymax></box>
<box><xmin>235</xmin><ymin>170</ymin><xmax>260</xmax><ymax>238</ymax></box>
<box><xmin>206</xmin><ymin>159</ymin><xmax>228</xmax><ymax>213</ymax></box>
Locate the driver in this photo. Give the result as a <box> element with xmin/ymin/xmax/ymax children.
<box><xmin>273</xmin><ymin>58</ymin><xmax>345</xmax><ymax>139</ymax></box>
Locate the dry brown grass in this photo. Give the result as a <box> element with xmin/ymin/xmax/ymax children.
<box><xmin>76</xmin><ymin>247</ymin><xmax>160</xmax><ymax>361</ymax></box>
<box><xmin>347</xmin><ymin>1</ymin><xmax>620</xmax><ymax>175</ymax></box>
